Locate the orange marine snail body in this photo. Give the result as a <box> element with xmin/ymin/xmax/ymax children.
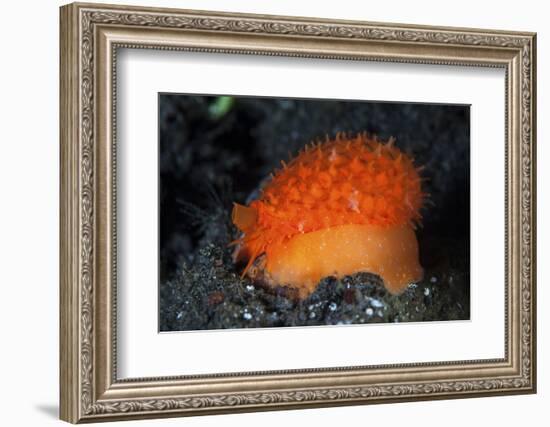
<box><xmin>232</xmin><ymin>132</ymin><xmax>425</xmax><ymax>299</ymax></box>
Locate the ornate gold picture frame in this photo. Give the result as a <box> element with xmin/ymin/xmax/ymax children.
<box><xmin>60</xmin><ymin>2</ymin><xmax>536</xmax><ymax>423</ymax></box>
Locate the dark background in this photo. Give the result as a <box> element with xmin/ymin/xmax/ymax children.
<box><xmin>159</xmin><ymin>94</ymin><xmax>470</xmax><ymax>331</ymax></box>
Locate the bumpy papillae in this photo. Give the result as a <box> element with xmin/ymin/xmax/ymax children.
<box><xmin>233</xmin><ymin>133</ymin><xmax>424</xmax><ymax>275</ymax></box>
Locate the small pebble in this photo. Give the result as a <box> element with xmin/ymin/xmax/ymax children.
<box><xmin>370</xmin><ymin>298</ymin><xmax>384</xmax><ymax>308</ymax></box>
<box><xmin>424</xmin><ymin>288</ymin><xmax>431</xmax><ymax>296</ymax></box>
<box><xmin>343</xmin><ymin>289</ymin><xmax>355</xmax><ymax>304</ymax></box>
<box><xmin>246</xmin><ymin>285</ymin><xmax>255</xmax><ymax>292</ymax></box>
<box><xmin>309</xmin><ymin>311</ymin><xmax>316</xmax><ymax>319</ymax></box>
<box><xmin>430</xmin><ymin>276</ymin><xmax>438</xmax><ymax>283</ymax></box>
<box><xmin>207</xmin><ymin>290</ymin><xmax>224</xmax><ymax>306</ymax></box>
<box><xmin>329</xmin><ymin>302</ymin><xmax>338</xmax><ymax>312</ymax></box>
<box><xmin>243</xmin><ymin>311</ymin><xmax>252</xmax><ymax>320</ymax></box>
<box><xmin>365</xmin><ymin>307</ymin><xmax>374</xmax><ymax>316</ymax></box>
<box><xmin>176</xmin><ymin>312</ymin><xmax>183</xmax><ymax>320</ymax></box>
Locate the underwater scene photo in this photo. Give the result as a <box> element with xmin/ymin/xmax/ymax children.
<box><xmin>159</xmin><ymin>94</ymin><xmax>470</xmax><ymax>331</ymax></box>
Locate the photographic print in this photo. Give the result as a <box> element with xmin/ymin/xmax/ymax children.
<box><xmin>159</xmin><ymin>95</ymin><xmax>470</xmax><ymax>331</ymax></box>
<box><xmin>60</xmin><ymin>4</ymin><xmax>536</xmax><ymax>422</ymax></box>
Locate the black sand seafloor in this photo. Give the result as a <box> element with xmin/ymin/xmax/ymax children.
<box><xmin>159</xmin><ymin>94</ymin><xmax>470</xmax><ymax>331</ymax></box>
